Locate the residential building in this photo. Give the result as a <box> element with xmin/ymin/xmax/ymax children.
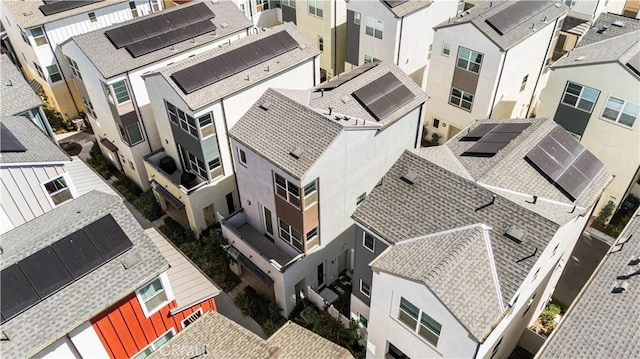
<box><xmin>350</xmin><ymin>118</ymin><xmax>611</xmax><ymax>358</ymax></box>
<box><xmin>0</xmin><ymin>191</ymin><xmax>219</xmax><ymax>358</ymax></box>
<box><xmin>535</xmin><ymin>208</ymin><xmax>640</xmax><ymax>359</ymax></box>
<box><xmin>222</xmin><ymin>61</ymin><xmax>428</xmax><ymax>315</ymax></box>
<box><xmin>537</xmin><ymin>12</ymin><xmax>640</xmax><ymax>215</ymax></box>
<box><xmin>0</xmin><ymin>116</ymin><xmax>116</xmax><ymax>234</ymax></box>
<box><xmin>61</xmin><ymin>1</ymin><xmax>252</xmax><ymax>190</ymax></box>
<box><xmin>552</xmin><ymin>0</ymin><xmax>607</xmax><ymax>60</ymax></box>
<box><xmin>141</xmin><ymin>22</ymin><xmax>320</xmax><ymax>234</ymax></box>
<box><xmin>235</xmin><ymin>0</ymin><xmax>282</xmax><ymax>28</ymax></box>
<box><xmin>149</xmin><ymin>310</ymin><xmax>354</xmax><ymax>358</ymax></box>
<box><xmin>1</xmin><ymin>54</ymin><xmax>55</xmax><ymax>141</ymax></box>
<box><xmin>607</xmin><ymin>0</ymin><xmax>640</xmax><ymax>18</ymax></box>
<box><xmin>0</xmin><ymin>0</ymin><xmax>165</xmax><ymax>120</ymax></box>
<box><xmin>345</xmin><ymin>0</ymin><xmax>459</xmax><ymax>87</ymax></box>
<box><xmin>424</xmin><ymin>1</ymin><xmax>568</xmax><ymax>142</ymax></box>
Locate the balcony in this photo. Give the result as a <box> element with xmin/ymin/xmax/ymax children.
<box><xmin>144</xmin><ymin>149</ymin><xmax>207</xmax><ymax>195</ymax></box>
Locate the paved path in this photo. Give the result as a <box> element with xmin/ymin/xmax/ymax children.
<box><xmin>55</xmin><ymin>130</ymin><xmax>94</xmax><ymax>161</ymax></box>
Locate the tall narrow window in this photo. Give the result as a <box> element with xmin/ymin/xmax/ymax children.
<box><xmin>31</xmin><ymin>26</ymin><xmax>48</xmax><ymax>46</ymax></box>
<box><xmin>112</xmin><ymin>80</ymin><xmax>131</xmax><ymax>104</ymax></box>
<box><xmin>520</xmin><ymin>74</ymin><xmax>529</xmax><ymax>92</ymax></box>
<box><xmin>442</xmin><ymin>41</ymin><xmax>451</xmax><ymax>56</ymax></box>
<box><xmin>33</xmin><ymin>62</ymin><xmax>44</xmax><ymax>79</ymax></box>
<box><xmin>198</xmin><ymin>113</ymin><xmax>214</xmax><ymax>138</ymax></box>
<box><xmin>67</xmin><ymin>56</ymin><xmax>82</xmax><ymax>79</ymax></box>
<box><xmin>83</xmin><ymin>97</ymin><xmax>96</xmax><ymax>118</ymax></box>
<box><xmin>46</xmin><ymin>64</ymin><xmax>62</xmax><ymax>83</ymax></box>
<box><xmin>318</xmin><ymin>35</ymin><xmax>324</xmax><ymax>52</ymax></box>
<box><xmin>129</xmin><ymin>1</ymin><xmax>139</xmax><ymax>17</ymax></box>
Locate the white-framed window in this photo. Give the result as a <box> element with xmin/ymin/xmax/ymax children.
<box><xmin>30</xmin><ymin>26</ymin><xmax>48</xmax><ymax>47</ymax></box>
<box><xmin>278</xmin><ymin>218</ymin><xmax>303</xmax><ymax>252</ymax></box>
<box><xmin>520</xmin><ymin>74</ymin><xmax>529</xmax><ymax>92</ymax></box>
<box><xmin>274</xmin><ymin>173</ymin><xmax>300</xmax><ymax>208</ymax></box>
<box><xmin>42</xmin><ymin>176</ymin><xmax>73</xmax><ymax>206</ymax></box>
<box><xmin>360</xmin><ymin>279</ymin><xmax>371</xmax><ymax>297</ymax></box>
<box><xmin>433</xmin><ymin>118</ymin><xmax>440</xmax><ymax>128</ymax></box>
<box><xmin>121</xmin><ymin>122</ymin><xmax>144</xmax><ymax>146</ymax></box>
<box><xmin>318</xmin><ymin>35</ymin><xmax>324</xmax><ymax>52</ymax></box>
<box><xmin>181</xmin><ymin>308</ymin><xmax>203</xmax><ymax>329</ymax></box>
<box><xmin>601</xmin><ymin>96</ymin><xmax>639</xmax><ymax>128</ymax></box>
<box><xmin>354</xmin><ymin>12</ymin><xmax>361</xmax><ymax>25</ymax></box>
<box><xmin>238</xmin><ymin>148</ymin><xmax>247</xmax><ymax>165</ymax></box>
<box><xmin>151</xmin><ymin>0</ymin><xmax>162</xmax><ymax>12</ymax></box>
<box><xmin>561</xmin><ymin>82</ymin><xmax>599</xmax><ymax>113</ymax></box>
<box><xmin>46</xmin><ymin>64</ymin><xmax>62</xmax><ymax>83</ymax></box>
<box><xmin>33</xmin><ymin>62</ymin><xmax>44</xmax><ymax>79</ymax></box>
<box><xmin>359</xmin><ymin>314</ymin><xmax>368</xmax><ymax>328</ymax></box>
<box><xmin>132</xmin><ymin>328</ymin><xmax>175</xmax><ymax>359</ymax></box>
<box><xmin>256</xmin><ymin>0</ymin><xmax>269</xmax><ymax>12</ymax></box>
<box><xmin>303</xmin><ymin>179</ymin><xmax>318</xmax><ymax>208</ymax></box>
<box><xmin>186</xmin><ymin>151</ymin><xmax>208</xmax><ymax>179</ymax></box>
<box><xmin>282</xmin><ymin>0</ymin><xmax>296</xmax><ymax>8</ymax></box>
<box><xmin>365</xmin><ymin>16</ymin><xmax>383</xmax><ymax>39</ymax></box>
<box><xmin>136</xmin><ymin>277</ymin><xmax>168</xmax><ymax>316</ymax></box>
<box><xmin>357</xmin><ymin>192</ymin><xmax>366</xmax><ymax>205</ymax></box>
<box><xmin>112</xmin><ymin>80</ymin><xmax>131</xmax><ymax>104</ymax></box>
<box><xmin>442</xmin><ymin>41</ymin><xmax>451</xmax><ymax>56</ymax></box>
<box><xmin>165</xmin><ymin>101</ymin><xmax>201</xmax><ymax>139</ymax></box>
<box><xmin>88</xmin><ymin>12</ymin><xmax>97</xmax><ymax>23</ymax></box>
<box><xmin>208</xmin><ymin>157</ymin><xmax>221</xmax><ymax>178</ymax></box>
<box><xmin>564</xmin><ymin>0</ymin><xmax>576</xmax><ymax>7</ymax></box>
<box><xmin>308</xmin><ymin>0</ymin><xmax>323</xmax><ymax>17</ymax></box>
<box><xmin>303</xmin><ymin>180</ymin><xmax>317</xmax><ymax>197</ymax></box>
<box><xmin>457</xmin><ymin>47</ymin><xmax>483</xmax><ymax>73</ymax></box>
<box><xmin>364</xmin><ymin>54</ymin><xmax>380</xmax><ymax>64</ymax></box>
<box><xmin>198</xmin><ymin>113</ymin><xmax>214</xmax><ymax>138</ymax></box>
<box><xmin>306</xmin><ymin>227</ymin><xmax>318</xmax><ymax>242</ymax></box>
<box><xmin>363</xmin><ymin>232</ymin><xmax>375</xmax><ymax>252</ymax></box>
<box><xmin>398</xmin><ymin>297</ymin><xmax>442</xmax><ymax>347</ymax></box>
<box><xmin>67</xmin><ymin>56</ymin><xmax>82</xmax><ymax>79</ymax></box>
<box><xmin>83</xmin><ymin>97</ymin><xmax>96</xmax><ymax>118</ymax></box>
<box><xmin>449</xmin><ymin>87</ymin><xmax>474</xmax><ymax>111</ymax></box>
<box><xmin>129</xmin><ymin>1</ymin><xmax>139</xmax><ymax>17</ymax></box>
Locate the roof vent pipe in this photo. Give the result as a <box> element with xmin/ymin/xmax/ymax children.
<box><xmin>328</xmin><ymin>107</ymin><xmax>333</xmax><ymax>115</ymax></box>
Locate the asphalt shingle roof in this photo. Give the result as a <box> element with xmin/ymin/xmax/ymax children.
<box><xmin>0</xmin><ymin>191</ymin><xmax>168</xmax><ymax>359</ymax></box>
<box><xmin>379</xmin><ymin>0</ymin><xmax>432</xmax><ymax>18</ymax></box>
<box><xmin>4</xmin><ymin>0</ymin><xmax>127</xmax><ymax>28</ymax></box>
<box><xmin>434</xmin><ymin>0</ymin><xmax>568</xmax><ymax>51</ymax></box>
<box><xmin>372</xmin><ymin>225</ymin><xmax>504</xmax><ymax>340</ymax></box>
<box><xmin>68</xmin><ymin>1</ymin><xmax>252</xmax><ymax>79</ymax></box>
<box><xmin>0</xmin><ymin>55</ymin><xmax>43</xmax><ymax>117</ymax></box>
<box><xmin>538</xmin><ymin>211</ymin><xmax>640</xmax><ymax>359</ymax></box>
<box><xmin>0</xmin><ymin>116</ymin><xmax>69</xmax><ymax>164</ymax></box>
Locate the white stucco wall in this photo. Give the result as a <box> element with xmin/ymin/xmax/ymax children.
<box><xmin>68</xmin><ymin>322</ymin><xmax>110</xmax><ymax>359</ymax></box>
<box><xmin>347</xmin><ymin>0</ymin><xmax>399</xmax><ymax>67</ymax></box>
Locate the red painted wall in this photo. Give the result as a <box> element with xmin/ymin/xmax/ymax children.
<box><xmin>91</xmin><ymin>294</ymin><xmax>216</xmax><ymax>358</ymax></box>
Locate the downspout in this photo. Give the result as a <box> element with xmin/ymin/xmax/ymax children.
<box><xmin>472</xmin><ymin>341</ymin><xmax>481</xmax><ymax>359</ymax></box>
<box><xmin>333</xmin><ymin>0</ymin><xmax>337</xmax><ymax>76</ymax></box>
<box><xmin>42</xmin><ymin>27</ymin><xmax>81</xmax><ymax>117</ymax></box>
<box><xmin>248</xmin><ymin>0</ymin><xmax>255</xmax><ymax>27</ymax></box>
<box><xmin>488</xmin><ymin>49</ymin><xmax>507</xmax><ymax>118</ymax></box>
<box><xmin>220</xmin><ymin>97</ymin><xmax>240</xmax><ymax>207</ymax></box>
<box><xmin>414</xmin><ymin>102</ymin><xmax>425</xmax><ymax>148</ymax></box>
<box><xmin>125</xmin><ymin>71</ymin><xmax>153</xmax><ymax>153</ymax></box>
<box><xmin>528</xmin><ymin>18</ymin><xmax>559</xmax><ymax>118</ymax></box>
<box><xmin>396</xmin><ymin>16</ymin><xmax>404</xmax><ymax>66</ymax></box>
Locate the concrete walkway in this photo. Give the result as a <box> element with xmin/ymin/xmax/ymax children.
<box><xmin>55</xmin><ymin>130</ymin><xmax>95</xmax><ymax>161</ymax></box>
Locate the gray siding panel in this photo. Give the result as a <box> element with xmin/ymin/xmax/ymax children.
<box><xmin>346</xmin><ymin>10</ymin><xmax>361</xmax><ymax>66</ymax></box>
<box><xmin>171</xmin><ymin>122</ymin><xmax>204</xmax><ymax>159</ymax></box>
<box><xmin>282</xmin><ymin>5</ymin><xmax>296</xmax><ymax>24</ymax></box>
<box><xmin>553</xmin><ymin>104</ymin><xmax>592</xmax><ymax>137</ymax></box>
<box><xmin>352</xmin><ymin>225</ymin><xmax>388</xmax><ymax>307</ymax></box>
<box><xmin>202</xmin><ymin>135</ymin><xmax>221</xmax><ymax>163</ymax></box>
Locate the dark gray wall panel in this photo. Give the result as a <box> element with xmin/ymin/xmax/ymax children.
<box><xmin>282</xmin><ymin>5</ymin><xmax>296</xmax><ymax>24</ymax></box>
<box><xmin>452</xmin><ymin>66</ymin><xmax>479</xmax><ymax>95</ymax></box>
<box><xmin>351</xmin><ymin>225</ymin><xmax>388</xmax><ymax>307</ymax></box>
<box><xmin>553</xmin><ymin>104</ymin><xmax>591</xmax><ymax>137</ymax></box>
<box><xmin>346</xmin><ymin>10</ymin><xmax>360</xmax><ymax>66</ymax></box>
<box><xmin>170</xmin><ymin>122</ymin><xmax>204</xmax><ymax>159</ymax></box>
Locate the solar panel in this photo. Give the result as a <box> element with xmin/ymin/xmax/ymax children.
<box><xmin>1</xmin><ymin>264</ymin><xmax>40</xmax><ymax>321</ymax></box>
<box><xmin>462</xmin><ymin>142</ymin><xmax>509</xmax><ymax>157</ymax></box>
<box><xmin>0</xmin><ymin>123</ymin><xmax>27</xmax><ymax>152</ymax></box>
<box><xmin>485</xmin><ymin>1</ymin><xmax>553</xmax><ymax>35</ymax></box>
<box><xmin>18</xmin><ymin>247</ymin><xmax>73</xmax><ymax>298</ymax></box>
<box><xmin>526</xmin><ymin>145</ymin><xmax>565</xmax><ymax>181</ymax></box>
<box><xmin>548</xmin><ymin>126</ymin><xmax>584</xmax><ymax>157</ymax></box>
<box><xmin>556</xmin><ymin>164</ymin><xmax>590</xmax><ymax>200</ymax></box>
<box><xmin>460</xmin><ymin>124</ymin><xmax>498</xmax><ymax>141</ymax></box>
<box><xmin>480</xmin><ymin>131</ymin><xmax>522</xmax><ymax>144</ymax></box>
<box><xmin>126</xmin><ymin>20</ymin><xmax>217</xmax><ymax>58</ymax></box>
<box><xmin>627</xmin><ymin>53</ymin><xmax>640</xmax><ymax>76</ymax></box>
<box><xmin>352</xmin><ymin>72</ymin><xmax>415</xmax><ymax>121</ymax></box>
<box><xmin>492</xmin><ymin>123</ymin><xmax>532</xmax><ymax>133</ymax></box>
<box><xmin>39</xmin><ymin>0</ymin><xmax>102</xmax><ymax>16</ymax></box>
<box><xmin>572</xmin><ymin>150</ymin><xmax>604</xmax><ymax>179</ymax></box>
<box><xmin>384</xmin><ymin>0</ymin><xmax>409</xmax><ymax>8</ymax></box>
<box><xmin>460</xmin><ymin>122</ymin><xmax>530</xmax><ymax>156</ymax></box>
<box><xmin>366</xmin><ymin>95</ymin><xmax>396</xmax><ymax>119</ymax></box>
<box><xmin>52</xmin><ymin>230</ymin><xmax>105</xmax><ymax>279</ymax></box>
<box><xmin>353</xmin><ymin>82</ymin><xmax>384</xmax><ymax>105</ymax></box>
<box><xmin>83</xmin><ymin>215</ymin><xmax>133</xmax><ymax>261</ymax></box>
<box><xmin>219</xmin><ymin>51</ymin><xmax>247</xmax><ymax>75</ymax></box>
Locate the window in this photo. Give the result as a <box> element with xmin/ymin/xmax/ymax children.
<box><xmin>561</xmin><ymin>82</ymin><xmax>599</xmax><ymax>113</ymax></box>
<box><xmin>88</xmin><ymin>12</ymin><xmax>97</xmax><ymax>23</ymax></box>
<box><xmin>126</xmin><ymin>122</ymin><xmax>144</xmax><ymax>145</ymax></box>
<box><xmin>279</xmin><ymin>219</ymin><xmax>303</xmax><ymax>251</ymax></box>
<box><xmin>364</xmin><ymin>54</ymin><xmax>380</xmax><ymax>64</ymax></box>
<box><xmin>363</xmin><ymin>232</ymin><xmax>375</xmax><ymax>252</ymax></box>
<box><xmin>33</xmin><ymin>62</ymin><xmax>44</xmax><ymax>79</ymax></box>
<box><xmin>186</xmin><ymin>151</ymin><xmax>208</xmax><ymax>179</ymax></box>
<box><xmin>101</xmin><ymin>80</ymin><xmax>114</xmax><ymax>103</ymax></box>
<box><xmin>132</xmin><ymin>329</ymin><xmax>174</xmax><ymax>359</ymax></box>
<box><xmin>112</xmin><ymin>80</ymin><xmax>131</xmax><ymax>104</ymax></box>
<box><xmin>360</xmin><ymin>280</ymin><xmax>371</xmax><ymax>297</ymax></box>
<box><xmin>256</xmin><ymin>0</ymin><xmax>269</xmax><ymax>12</ymax></box>
<box><xmin>356</xmin><ymin>192</ymin><xmax>366</xmax><ymax>205</ymax></box>
<box><xmin>318</xmin><ymin>35</ymin><xmax>324</xmax><ymax>52</ymax></box>
<box><xmin>309</xmin><ymin>0</ymin><xmax>323</xmax><ymax>17</ymax></box>
<box><xmin>43</xmin><ymin>176</ymin><xmax>72</xmax><ymax>205</ymax></box>
<box><xmin>151</xmin><ymin>0</ymin><xmax>161</xmax><ymax>12</ymax></box>
<box><xmin>238</xmin><ymin>148</ymin><xmax>247</xmax><ymax>165</ymax></box>
<box><xmin>129</xmin><ymin>2</ymin><xmax>139</xmax><ymax>17</ymax></box>
<box><xmin>491</xmin><ymin>337</ymin><xmax>503</xmax><ymax>359</ymax></box>
<box><xmin>47</xmin><ymin>64</ymin><xmax>62</xmax><ymax>83</ymax></box>
<box><xmin>274</xmin><ymin>173</ymin><xmax>300</xmax><ymax>208</ymax></box>
<box><xmin>304</xmin><ymin>181</ymin><xmax>317</xmax><ymax>197</ymax></box>
<box><xmin>165</xmin><ymin>101</ymin><xmax>201</xmax><ymax>138</ymax></box>
<box><xmin>359</xmin><ymin>314</ymin><xmax>368</xmax><ymax>328</ymax></box>
<box><xmin>433</xmin><ymin>118</ymin><xmax>440</xmax><ymax>128</ymax></box>
<box><xmin>520</xmin><ymin>74</ymin><xmax>529</xmax><ymax>92</ymax></box>
<box><xmin>181</xmin><ymin>308</ymin><xmax>203</xmax><ymax>328</ymax></box>
<box><xmin>564</xmin><ymin>0</ymin><xmax>576</xmax><ymax>7</ymax></box>
<box><xmin>306</xmin><ymin>227</ymin><xmax>318</xmax><ymax>242</ymax></box>
<box><xmin>198</xmin><ymin>113</ymin><xmax>214</xmax><ymax>138</ymax></box>
<box><xmin>282</xmin><ymin>0</ymin><xmax>296</xmax><ymax>8</ymax></box>
<box><xmin>137</xmin><ymin>278</ymin><xmax>168</xmax><ymax>315</ymax></box>
<box><xmin>456</xmin><ymin>47</ymin><xmax>483</xmax><ymax>73</ymax></box>
<box><xmin>354</xmin><ymin>12</ymin><xmax>361</xmax><ymax>25</ymax></box>
<box><xmin>398</xmin><ymin>297</ymin><xmax>442</xmax><ymax>347</ymax></box>
<box><xmin>20</xmin><ymin>27</ymin><xmax>29</xmax><ymax>44</ymax></box>
<box><xmin>449</xmin><ymin>88</ymin><xmax>474</xmax><ymax>111</ymax></box>
<box><xmin>365</xmin><ymin>17</ymin><xmax>383</xmax><ymax>39</ymax></box>
<box><xmin>602</xmin><ymin>96</ymin><xmax>639</xmax><ymax>127</ymax></box>
<box><xmin>208</xmin><ymin>157</ymin><xmax>221</xmax><ymax>178</ymax></box>
<box><xmin>67</xmin><ymin>56</ymin><xmax>82</xmax><ymax>79</ymax></box>
<box><xmin>442</xmin><ymin>41</ymin><xmax>451</xmax><ymax>56</ymax></box>
<box><xmin>82</xmin><ymin>97</ymin><xmax>96</xmax><ymax>118</ymax></box>
<box><xmin>31</xmin><ymin>26</ymin><xmax>48</xmax><ymax>46</ymax></box>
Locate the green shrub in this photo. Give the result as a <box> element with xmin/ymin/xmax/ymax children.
<box><xmin>540</xmin><ymin>303</ymin><xmax>561</xmax><ymax>329</ymax></box>
<box><xmin>87</xmin><ymin>141</ymin><xmax>117</xmax><ymax>179</ymax></box>
<box><xmin>595</xmin><ymin>200</ymin><xmax>615</xmax><ymax>227</ymax></box>
<box><xmin>234</xmin><ymin>286</ymin><xmax>286</xmax><ymax>335</ymax></box>
<box><xmin>113</xmin><ymin>175</ymin><xmax>142</xmax><ymax>202</ymax></box>
<box><xmin>159</xmin><ymin>217</ymin><xmax>195</xmax><ymax>246</ymax></box>
<box><xmin>44</xmin><ymin>104</ymin><xmax>73</xmax><ymax>131</ymax></box>
<box><xmin>133</xmin><ymin>190</ymin><xmax>164</xmax><ymax>221</ymax></box>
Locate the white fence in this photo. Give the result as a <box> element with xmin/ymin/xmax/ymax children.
<box><xmin>307</xmin><ymin>286</ymin><xmax>351</xmax><ymax>328</ymax></box>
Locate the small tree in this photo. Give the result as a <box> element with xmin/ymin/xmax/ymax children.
<box><xmin>595</xmin><ymin>200</ymin><xmax>615</xmax><ymax>226</ymax></box>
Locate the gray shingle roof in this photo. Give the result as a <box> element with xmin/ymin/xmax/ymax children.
<box><xmin>352</xmin><ymin>150</ymin><xmax>560</xmax><ymax>302</ymax></box>
<box><xmin>152</xmin><ymin>22</ymin><xmax>320</xmax><ymax>111</ymax></box>
<box><xmin>371</xmin><ymin>225</ymin><xmax>504</xmax><ymax>340</ymax></box>
<box><xmin>267</xmin><ymin>321</ymin><xmax>354</xmax><ymax>359</ymax></box>
<box><xmin>0</xmin><ymin>191</ymin><xmax>168</xmax><ymax>359</ymax></box>
<box><xmin>434</xmin><ymin>0</ymin><xmax>568</xmax><ymax>51</ymax></box>
<box><xmin>0</xmin><ymin>116</ymin><xmax>69</xmax><ymax>164</ymax></box>
<box><xmin>4</xmin><ymin>0</ymin><xmax>127</xmax><ymax>28</ymax></box>
<box><xmin>379</xmin><ymin>0</ymin><xmax>432</xmax><ymax>18</ymax></box>
<box><xmin>538</xmin><ymin>211</ymin><xmax>640</xmax><ymax>359</ymax></box>
<box><xmin>68</xmin><ymin>1</ymin><xmax>252</xmax><ymax>79</ymax></box>
<box><xmin>578</xmin><ymin>12</ymin><xmax>640</xmax><ymax>47</ymax></box>
<box><xmin>1</xmin><ymin>55</ymin><xmax>43</xmax><ymax>117</ymax></box>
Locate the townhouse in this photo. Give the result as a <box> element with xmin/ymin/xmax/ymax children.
<box><xmin>552</xmin><ymin>0</ymin><xmax>607</xmax><ymax>60</ymax></box>
<box><xmin>424</xmin><ymin>0</ymin><xmax>568</xmax><ymax>142</ymax></box>
<box><xmin>61</xmin><ymin>1</ymin><xmax>253</xmax><ymax>189</ymax></box>
<box><xmin>344</xmin><ymin>0</ymin><xmax>459</xmax><ymax>87</ymax></box>
<box><xmin>535</xmin><ymin>208</ymin><xmax>640</xmax><ymax>358</ymax></box>
<box><xmin>537</xmin><ymin>12</ymin><xmax>640</xmax><ymax>215</ymax></box>
<box><xmin>350</xmin><ymin>118</ymin><xmax>611</xmax><ymax>358</ymax></box>
<box><xmin>607</xmin><ymin>0</ymin><xmax>640</xmax><ymax>18</ymax></box>
<box><xmin>1</xmin><ymin>54</ymin><xmax>55</xmax><ymax>142</ymax></box>
<box><xmin>1</xmin><ymin>0</ymin><xmax>165</xmax><ymax>120</ymax></box>
<box><xmin>221</xmin><ymin>61</ymin><xmax>427</xmax><ymax>315</ymax></box>
<box><xmin>0</xmin><ymin>191</ymin><xmax>219</xmax><ymax>359</ymax></box>
<box><xmin>141</xmin><ymin>22</ymin><xmax>320</xmax><ymax>234</ymax></box>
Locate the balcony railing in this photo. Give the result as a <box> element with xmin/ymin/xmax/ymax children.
<box><xmin>144</xmin><ymin>149</ymin><xmax>206</xmax><ymax>194</ymax></box>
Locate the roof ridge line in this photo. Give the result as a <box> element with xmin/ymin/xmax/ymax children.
<box><xmin>482</xmin><ymin>226</ymin><xmax>505</xmax><ymax>311</ymax></box>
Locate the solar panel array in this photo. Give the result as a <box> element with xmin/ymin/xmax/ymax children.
<box><xmin>627</xmin><ymin>52</ymin><xmax>640</xmax><ymax>77</ymax></box>
<box><xmin>39</xmin><ymin>0</ymin><xmax>102</xmax><ymax>16</ymax></box>
<box><xmin>0</xmin><ymin>123</ymin><xmax>27</xmax><ymax>153</ymax></box>
<box><xmin>315</xmin><ymin>62</ymin><xmax>378</xmax><ymax>91</ymax></box>
<box><xmin>526</xmin><ymin>126</ymin><xmax>605</xmax><ymax>200</ymax></box>
<box><xmin>460</xmin><ymin>123</ymin><xmax>531</xmax><ymax>157</ymax></box>
<box><xmin>352</xmin><ymin>72</ymin><xmax>415</xmax><ymax>121</ymax></box>
<box><xmin>485</xmin><ymin>1</ymin><xmax>553</xmax><ymax>35</ymax></box>
<box><xmin>104</xmin><ymin>2</ymin><xmax>216</xmax><ymax>58</ymax></box>
<box><xmin>384</xmin><ymin>0</ymin><xmax>409</xmax><ymax>8</ymax></box>
<box><xmin>171</xmin><ymin>30</ymin><xmax>300</xmax><ymax>94</ymax></box>
<box><xmin>0</xmin><ymin>215</ymin><xmax>133</xmax><ymax>324</ymax></box>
